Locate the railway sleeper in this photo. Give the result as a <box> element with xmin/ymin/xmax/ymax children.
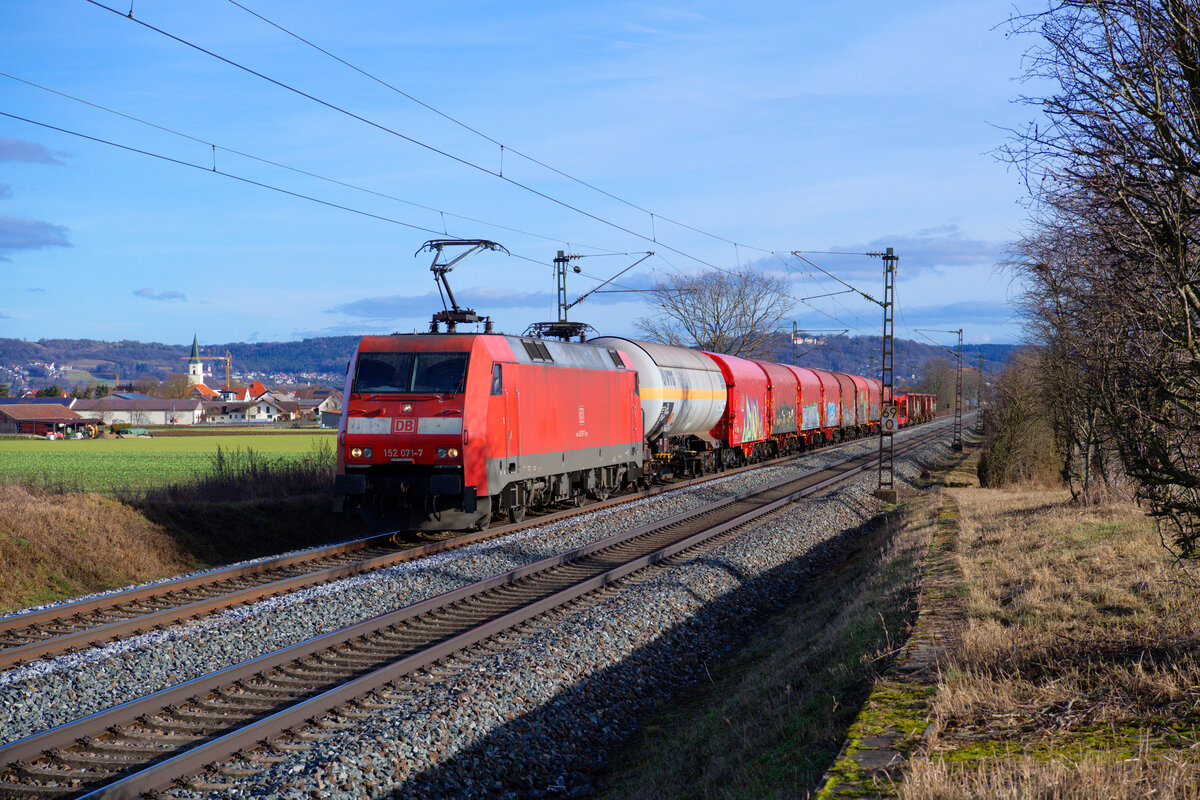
<box><xmin>338</xmin><ymin>641</ymin><xmax>410</xmax><ymax>658</ymax></box>
<box><xmin>0</xmin><ymin>782</ymin><xmax>92</xmax><ymax>798</ymax></box>
<box><xmin>113</xmin><ymin>727</ymin><xmax>207</xmax><ymax>744</ymax></box>
<box><xmin>243</xmin><ymin>752</ymin><xmax>290</xmax><ymax>765</ymax></box>
<box><xmin>185</xmin><ymin>778</ymin><xmax>243</xmax><ymax>792</ymax></box>
<box><xmin>284</xmin><ymin>660</ymin><xmax>359</xmax><ymax>678</ymax></box>
<box><xmin>230</xmin><ymin>684</ymin><xmax>308</xmax><ymax>700</ymax></box>
<box><xmin>48</xmin><ymin>751</ymin><xmax>151</xmax><ymax>770</ymax></box>
<box><xmin>140</xmin><ymin>718</ymin><xmax>215</xmax><ymax>735</ymax></box>
<box><xmin>80</xmin><ymin>739</ymin><xmax>172</xmax><ymax>756</ymax></box>
<box><xmin>163</xmin><ymin>709</ymin><xmax>252</xmax><ymax>725</ymax></box>
<box><xmin>193</xmin><ymin>695</ymin><xmax>281</xmax><ymax>713</ymax></box>
<box><xmin>216</xmin><ymin>765</ymin><xmax>268</xmax><ymax>777</ymax></box>
<box><xmin>15</xmin><ymin>762</ymin><xmax>107</xmax><ymax>783</ymax></box>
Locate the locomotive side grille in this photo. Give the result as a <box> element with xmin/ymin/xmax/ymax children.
<box><xmin>521</xmin><ymin>340</ymin><xmax>555</xmax><ymax>362</ymax></box>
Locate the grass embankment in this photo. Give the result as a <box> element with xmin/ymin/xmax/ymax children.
<box><xmin>596</xmin><ymin>490</ymin><xmax>942</xmax><ymax>799</ymax></box>
<box><xmin>901</xmin><ymin>485</ymin><xmax>1200</xmax><ymax>797</ymax></box>
<box><xmin>0</xmin><ymin>438</ymin><xmax>367</xmax><ymax>613</ymax></box>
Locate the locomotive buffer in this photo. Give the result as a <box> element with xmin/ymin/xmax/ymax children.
<box><xmin>421</xmin><ymin>239</ymin><xmax>510</xmax><ymax>333</ymax></box>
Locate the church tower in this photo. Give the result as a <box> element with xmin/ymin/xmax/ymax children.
<box><xmin>187</xmin><ymin>334</ymin><xmax>204</xmax><ymax>386</ymax></box>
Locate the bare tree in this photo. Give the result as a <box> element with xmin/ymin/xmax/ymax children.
<box><xmin>1003</xmin><ymin>0</ymin><xmax>1200</xmax><ymax>554</ymax></box>
<box><xmin>157</xmin><ymin>374</ymin><xmax>193</xmax><ymax>399</ymax></box>
<box><xmin>918</xmin><ymin>357</ymin><xmax>956</xmax><ymax>413</ymax></box>
<box><xmin>634</xmin><ymin>266</ymin><xmax>792</xmax><ymax>358</ymax></box>
<box><xmin>978</xmin><ymin>349</ymin><xmax>1060</xmax><ymax>487</ymax></box>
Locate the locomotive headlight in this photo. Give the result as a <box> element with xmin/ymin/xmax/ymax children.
<box><xmin>436</xmin><ymin>447</ymin><xmax>460</xmax><ymax>459</ymax></box>
<box><xmin>401</xmin><ymin>402</ymin><xmax>413</xmax><ymax>414</ymax></box>
<box><xmin>350</xmin><ymin>447</ymin><xmax>373</xmax><ymax>459</ymax></box>
<box><xmin>447</xmin><ymin>447</ymin><xmax>459</xmax><ymax>458</ymax></box>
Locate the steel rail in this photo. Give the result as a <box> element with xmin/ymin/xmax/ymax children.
<box><xmin>0</xmin><ymin>424</ymin><xmax>954</xmax><ymax>799</ymax></box>
<box><xmin>0</xmin><ymin>418</ymin><xmax>950</xmax><ymax>672</ymax></box>
<box><xmin>0</xmin><ymin>534</ymin><xmax>393</xmax><ymax>633</ymax></box>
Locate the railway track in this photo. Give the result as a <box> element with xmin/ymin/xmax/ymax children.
<box><xmin>0</xmin><ymin>421</ymin><xmax>940</xmax><ymax>672</ymax></box>
<box><xmin>0</xmin><ymin>423</ymin><xmax>952</xmax><ymax>800</ymax></box>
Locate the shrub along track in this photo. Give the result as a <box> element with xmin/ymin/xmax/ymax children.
<box><xmin>0</xmin><ymin>421</ymin><xmax>941</xmax><ymax>672</ymax></box>
<box><xmin>0</xmin><ymin>426</ymin><xmax>950</xmax><ymax>800</ymax></box>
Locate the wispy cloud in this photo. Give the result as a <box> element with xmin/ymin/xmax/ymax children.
<box><xmin>133</xmin><ymin>288</ymin><xmax>187</xmax><ymax>302</ymax></box>
<box><xmin>0</xmin><ymin>216</ymin><xmax>71</xmax><ymax>261</ymax></box>
<box><xmin>899</xmin><ymin>299</ymin><xmax>1016</xmax><ymax>325</ymax></box>
<box><xmin>330</xmin><ymin>287</ymin><xmax>556</xmax><ymax>319</ymax></box>
<box><xmin>787</xmin><ymin>299</ymin><xmax>1017</xmax><ymax>338</ymax></box>
<box><xmin>0</xmin><ymin>138</ymin><xmax>66</xmax><ymax>165</ymax></box>
<box><xmin>769</xmin><ymin>224</ymin><xmax>1005</xmax><ymax>281</ymax></box>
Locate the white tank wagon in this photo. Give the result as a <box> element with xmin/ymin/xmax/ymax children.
<box><xmin>589</xmin><ymin>336</ymin><xmax>727</xmax><ymax>443</ymax></box>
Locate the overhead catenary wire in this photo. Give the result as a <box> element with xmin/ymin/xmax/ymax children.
<box><xmin>221</xmin><ymin>0</ymin><xmax>773</xmax><ymax>260</ymax></box>
<box><xmin>82</xmin><ymin>0</ymin><xmax>736</xmax><ymax>276</ymax></box>
<box><xmin>0</xmin><ymin>71</ymin><xmax>627</xmax><ymax>260</ymax></box>
<box><xmin>0</xmin><ymin>110</ymin><xmax>567</xmax><ymax>271</ymax></box>
<box><xmin>85</xmin><ymin>0</ymin><xmax>889</xmax><ymax>331</ymax></box>
<box><xmin>24</xmin><ymin>3</ymin><xmax>901</xmax><ymax>335</ymax></box>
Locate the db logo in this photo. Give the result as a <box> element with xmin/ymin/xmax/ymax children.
<box><xmin>578</xmin><ymin>406</ymin><xmax>585</xmax><ymax>425</ymax></box>
<box><xmin>393</xmin><ymin>418</ymin><xmax>417</xmax><ymax>434</ymax></box>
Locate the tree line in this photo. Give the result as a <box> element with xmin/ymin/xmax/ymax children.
<box><xmin>980</xmin><ymin>1</ymin><xmax>1200</xmax><ymax>557</ymax></box>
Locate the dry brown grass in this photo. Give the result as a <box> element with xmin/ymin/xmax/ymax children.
<box><xmin>900</xmin><ymin>485</ymin><xmax>1200</xmax><ymax>797</ymax></box>
<box><xmin>0</xmin><ymin>483</ymin><xmax>195</xmax><ymax>611</ymax></box>
<box><xmin>904</xmin><ymin>748</ymin><xmax>1200</xmax><ymax>799</ymax></box>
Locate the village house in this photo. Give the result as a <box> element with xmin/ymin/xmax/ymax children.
<box><xmin>201</xmin><ymin>397</ymin><xmax>287</xmax><ymax>424</ymax></box>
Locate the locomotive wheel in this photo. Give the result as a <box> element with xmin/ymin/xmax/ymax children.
<box><xmin>507</xmin><ymin>504</ymin><xmax>526</xmax><ymax>523</ymax></box>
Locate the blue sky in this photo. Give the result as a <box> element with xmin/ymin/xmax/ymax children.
<box><xmin>1</xmin><ymin>1</ymin><xmax>1038</xmax><ymax>349</ymax></box>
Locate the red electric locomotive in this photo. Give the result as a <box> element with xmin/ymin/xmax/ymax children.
<box><xmin>334</xmin><ymin>333</ymin><xmax>643</xmax><ymax>531</ymax></box>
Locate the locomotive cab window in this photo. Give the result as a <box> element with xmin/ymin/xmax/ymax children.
<box><xmin>353</xmin><ymin>352</ymin><xmax>469</xmax><ymax>394</ymax></box>
<box><xmin>490</xmin><ymin>363</ymin><xmax>503</xmax><ymax>395</ymax></box>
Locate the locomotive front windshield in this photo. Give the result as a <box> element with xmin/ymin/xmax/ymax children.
<box><xmin>352</xmin><ymin>352</ymin><xmax>469</xmax><ymax>394</ymax></box>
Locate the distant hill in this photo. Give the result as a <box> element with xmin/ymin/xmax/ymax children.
<box><xmin>0</xmin><ymin>333</ymin><xmax>1019</xmax><ymax>390</ymax></box>
<box><xmin>766</xmin><ymin>333</ymin><xmax>1018</xmax><ymax>386</ymax></box>
<box><xmin>0</xmin><ymin>337</ymin><xmax>362</xmax><ymax>386</ymax></box>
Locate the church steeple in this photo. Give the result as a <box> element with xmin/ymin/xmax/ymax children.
<box><xmin>187</xmin><ymin>333</ymin><xmax>204</xmax><ymax>386</ymax></box>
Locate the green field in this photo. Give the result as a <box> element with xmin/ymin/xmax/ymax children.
<box><xmin>0</xmin><ymin>432</ymin><xmax>336</xmax><ymax>494</ymax></box>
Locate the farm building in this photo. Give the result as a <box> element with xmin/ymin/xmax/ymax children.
<box><xmin>0</xmin><ymin>404</ymin><xmax>94</xmax><ymax>436</ymax></box>
<box><xmin>73</xmin><ymin>397</ymin><xmax>204</xmax><ymax>425</ymax></box>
